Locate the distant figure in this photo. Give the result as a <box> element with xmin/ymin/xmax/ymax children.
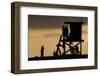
<box><xmin>70</xmin><ymin>46</ymin><xmax>75</xmax><ymax>54</ymax></box>
<box><xmin>53</xmin><ymin>51</ymin><xmax>56</xmax><ymax>56</ymax></box>
<box><xmin>70</xmin><ymin>45</ymin><xmax>80</xmax><ymax>55</ymax></box>
<box><xmin>74</xmin><ymin>45</ymin><xmax>79</xmax><ymax>54</ymax></box>
<box><xmin>62</xmin><ymin>25</ymin><xmax>68</xmax><ymax>40</ymax></box>
<box><xmin>40</xmin><ymin>45</ymin><xmax>44</xmax><ymax>57</ymax></box>
<box><xmin>55</xmin><ymin>51</ymin><xmax>59</xmax><ymax>56</ymax></box>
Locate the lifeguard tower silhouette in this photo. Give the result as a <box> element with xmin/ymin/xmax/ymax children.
<box><xmin>54</xmin><ymin>22</ymin><xmax>84</xmax><ymax>56</ymax></box>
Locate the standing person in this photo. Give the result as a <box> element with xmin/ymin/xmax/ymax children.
<box><xmin>74</xmin><ymin>45</ymin><xmax>79</xmax><ymax>54</ymax></box>
<box><xmin>40</xmin><ymin>45</ymin><xmax>44</xmax><ymax>57</ymax></box>
<box><xmin>62</xmin><ymin>25</ymin><xmax>68</xmax><ymax>40</ymax></box>
<box><xmin>70</xmin><ymin>46</ymin><xmax>75</xmax><ymax>54</ymax></box>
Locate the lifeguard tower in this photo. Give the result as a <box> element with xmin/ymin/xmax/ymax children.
<box><xmin>54</xmin><ymin>22</ymin><xmax>84</xmax><ymax>56</ymax></box>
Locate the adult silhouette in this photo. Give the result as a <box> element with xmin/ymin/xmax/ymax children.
<box><xmin>40</xmin><ymin>45</ymin><xmax>44</xmax><ymax>57</ymax></box>
<box><xmin>62</xmin><ymin>25</ymin><xmax>68</xmax><ymax>40</ymax></box>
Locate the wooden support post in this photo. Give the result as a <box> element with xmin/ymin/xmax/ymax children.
<box><xmin>62</xmin><ymin>39</ymin><xmax>66</xmax><ymax>55</ymax></box>
<box><xmin>80</xmin><ymin>42</ymin><xmax>82</xmax><ymax>55</ymax></box>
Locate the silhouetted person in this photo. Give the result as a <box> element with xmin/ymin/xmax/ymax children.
<box><xmin>62</xmin><ymin>25</ymin><xmax>68</xmax><ymax>40</ymax></box>
<box><xmin>70</xmin><ymin>45</ymin><xmax>79</xmax><ymax>55</ymax></box>
<box><xmin>70</xmin><ymin>47</ymin><xmax>75</xmax><ymax>54</ymax></box>
<box><xmin>53</xmin><ymin>51</ymin><xmax>56</xmax><ymax>56</ymax></box>
<box><xmin>74</xmin><ymin>45</ymin><xmax>79</xmax><ymax>54</ymax></box>
<box><xmin>40</xmin><ymin>45</ymin><xmax>44</xmax><ymax>57</ymax></box>
<box><xmin>55</xmin><ymin>51</ymin><xmax>59</xmax><ymax>56</ymax></box>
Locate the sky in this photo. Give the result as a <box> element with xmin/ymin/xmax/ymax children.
<box><xmin>28</xmin><ymin>15</ymin><xmax>88</xmax><ymax>58</ymax></box>
<box><xmin>28</xmin><ymin>15</ymin><xmax>87</xmax><ymax>29</ymax></box>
